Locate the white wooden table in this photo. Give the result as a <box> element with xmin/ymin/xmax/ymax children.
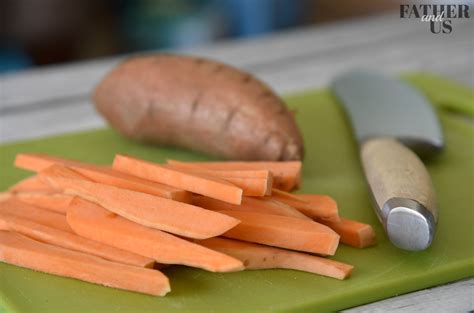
<box><xmin>1</xmin><ymin>13</ymin><xmax>473</xmax><ymax>312</ymax></box>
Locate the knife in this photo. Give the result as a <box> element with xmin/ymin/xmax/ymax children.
<box><xmin>331</xmin><ymin>70</ymin><xmax>443</xmax><ymax>251</ymax></box>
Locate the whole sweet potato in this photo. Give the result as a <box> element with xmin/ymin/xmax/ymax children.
<box><xmin>93</xmin><ymin>54</ymin><xmax>304</xmax><ymax>160</ymax></box>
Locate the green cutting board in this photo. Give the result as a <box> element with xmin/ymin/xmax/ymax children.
<box><xmin>0</xmin><ymin>74</ymin><xmax>473</xmax><ymax>313</ymax></box>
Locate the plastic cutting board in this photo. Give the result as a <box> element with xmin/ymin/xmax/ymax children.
<box><xmin>0</xmin><ymin>73</ymin><xmax>473</xmax><ymax>312</ymax></box>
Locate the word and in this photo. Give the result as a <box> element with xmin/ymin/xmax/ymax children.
<box><xmin>400</xmin><ymin>4</ymin><xmax>470</xmax><ymax>34</ymax></box>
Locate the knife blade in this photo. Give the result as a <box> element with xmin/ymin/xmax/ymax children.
<box><xmin>331</xmin><ymin>70</ymin><xmax>443</xmax><ymax>251</ymax></box>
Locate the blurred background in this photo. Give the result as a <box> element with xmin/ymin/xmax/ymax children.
<box><xmin>0</xmin><ymin>0</ymin><xmax>400</xmax><ymax>73</ymax></box>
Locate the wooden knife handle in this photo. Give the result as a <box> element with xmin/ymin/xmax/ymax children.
<box><xmin>361</xmin><ymin>138</ymin><xmax>438</xmax><ymax>222</ymax></box>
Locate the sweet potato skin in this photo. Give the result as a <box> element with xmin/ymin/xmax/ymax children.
<box><xmin>93</xmin><ymin>54</ymin><xmax>304</xmax><ymax>161</ymax></box>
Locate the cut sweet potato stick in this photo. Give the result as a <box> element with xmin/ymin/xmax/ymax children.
<box><xmin>113</xmin><ymin>155</ymin><xmax>243</xmax><ymax>204</ymax></box>
<box><xmin>219</xmin><ymin>177</ymin><xmax>270</xmax><ymax>196</ymax></box>
<box><xmin>167</xmin><ymin>168</ymin><xmax>273</xmax><ymax>196</ymax></box>
<box><xmin>13</xmin><ymin>192</ymin><xmax>74</xmax><ymax>214</ymax></box>
<box><xmin>272</xmin><ymin>194</ymin><xmax>340</xmax><ymax>222</ymax></box>
<box><xmin>167</xmin><ymin>159</ymin><xmax>301</xmax><ymax>191</ymax></box>
<box><xmin>40</xmin><ymin>164</ymin><xmax>89</xmax><ymax>181</ymax></box>
<box><xmin>9</xmin><ymin>175</ymin><xmax>57</xmax><ymax>193</ymax></box>
<box><xmin>0</xmin><ymin>211</ymin><xmax>155</xmax><ymax>268</ymax></box>
<box><xmin>0</xmin><ymin>231</ymin><xmax>170</xmax><ymax>296</ymax></box>
<box><xmin>319</xmin><ymin>218</ymin><xmax>377</xmax><ymax>248</ymax></box>
<box><xmin>185</xmin><ymin>169</ymin><xmax>272</xmax><ymax>179</ymax></box>
<box><xmin>74</xmin><ymin>166</ymin><xmax>192</xmax><ymax>203</ymax></box>
<box><xmin>194</xmin><ymin>195</ymin><xmax>310</xmax><ymax>220</ymax></box>
<box><xmin>271</xmin><ymin>188</ymin><xmax>309</xmax><ymax>203</ymax></box>
<box><xmin>199</xmin><ymin>237</ymin><xmax>353</xmax><ymax>280</ymax></box>
<box><xmin>218</xmin><ymin>210</ymin><xmax>340</xmax><ymax>255</ymax></box>
<box><xmin>0</xmin><ymin>193</ymin><xmax>11</xmax><ymax>202</ymax></box>
<box><xmin>15</xmin><ymin>153</ymin><xmax>73</xmax><ymax>172</ymax></box>
<box><xmin>15</xmin><ymin>153</ymin><xmax>191</xmax><ymax>202</ymax></box>
<box><xmin>41</xmin><ymin>170</ymin><xmax>240</xmax><ymax>239</ymax></box>
<box><xmin>0</xmin><ymin>198</ymin><xmax>73</xmax><ymax>233</ymax></box>
<box><xmin>258</xmin><ymin>196</ymin><xmax>316</xmax><ymax>220</ymax></box>
<box><xmin>67</xmin><ymin>198</ymin><xmax>244</xmax><ymax>272</ymax></box>
<box><xmin>258</xmin><ymin>198</ymin><xmax>312</xmax><ymax>220</ymax></box>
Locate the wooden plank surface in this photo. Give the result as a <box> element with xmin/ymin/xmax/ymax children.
<box><xmin>1</xmin><ymin>14</ymin><xmax>472</xmax><ymax>111</ymax></box>
<box><xmin>0</xmin><ymin>12</ymin><xmax>473</xmax><ymax>312</ymax></box>
<box><xmin>1</xmin><ymin>15</ymin><xmax>472</xmax><ymax>144</ymax></box>
<box><xmin>344</xmin><ymin>278</ymin><xmax>474</xmax><ymax>313</ymax></box>
<box><xmin>1</xmin><ymin>14</ymin><xmax>472</xmax><ymax>143</ymax></box>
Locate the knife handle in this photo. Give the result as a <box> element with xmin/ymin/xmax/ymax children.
<box><xmin>361</xmin><ymin>138</ymin><xmax>437</xmax><ymax>251</ymax></box>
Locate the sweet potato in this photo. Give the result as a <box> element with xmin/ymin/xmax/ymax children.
<box><xmin>15</xmin><ymin>153</ymin><xmax>191</xmax><ymax>202</ymax></box>
<box><xmin>218</xmin><ymin>210</ymin><xmax>340</xmax><ymax>255</ymax></box>
<box><xmin>166</xmin><ymin>167</ymin><xmax>273</xmax><ymax>196</ymax></box>
<box><xmin>13</xmin><ymin>192</ymin><xmax>74</xmax><ymax>214</ymax></box>
<box><xmin>319</xmin><ymin>218</ymin><xmax>377</xmax><ymax>248</ymax></box>
<box><xmin>276</xmin><ymin>194</ymin><xmax>341</xmax><ymax>222</ymax></box>
<box><xmin>67</xmin><ymin>198</ymin><xmax>244</xmax><ymax>272</ymax></box>
<box><xmin>0</xmin><ymin>193</ymin><xmax>11</xmax><ymax>202</ymax></box>
<box><xmin>113</xmin><ymin>154</ymin><xmax>243</xmax><ymax>205</ymax></box>
<box><xmin>0</xmin><ymin>198</ymin><xmax>73</xmax><ymax>233</ymax></box>
<box><xmin>167</xmin><ymin>159</ymin><xmax>302</xmax><ymax>191</ymax></box>
<box><xmin>40</xmin><ymin>164</ymin><xmax>89</xmax><ymax>181</ymax></box>
<box><xmin>93</xmin><ymin>54</ymin><xmax>304</xmax><ymax>161</ymax></box>
<box><xmin>41</xmin><ymin>173</ymin><xmax>240</xmax><ymax>239</ymax></box>
<box><xmin>0</xmin><ymin>211</ymin><xmax>155</xmax><ymax>268</ymax></box>
<box><xmin>193</xmin><ymin>195</ymin><xmax>310</xmax><ymax>220</ymax></box>
<box><xmin>199</xmin><ymin>237</ymin><xmax>353</xmax><ymax>280</ymax></box>
<box><xmin>271</xmin><ymin>189</ymin><xmax>309</xmax><ymax>203</ymax></box>
<box><xmin>0</xmin><ymin>231</ymin><xmax>170</xmax><ymax>296</ymax></box>
<box><xmin>9</xmin><ymin>175</ymin><xmax>57</xmax><ymax>193</ymax></box>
